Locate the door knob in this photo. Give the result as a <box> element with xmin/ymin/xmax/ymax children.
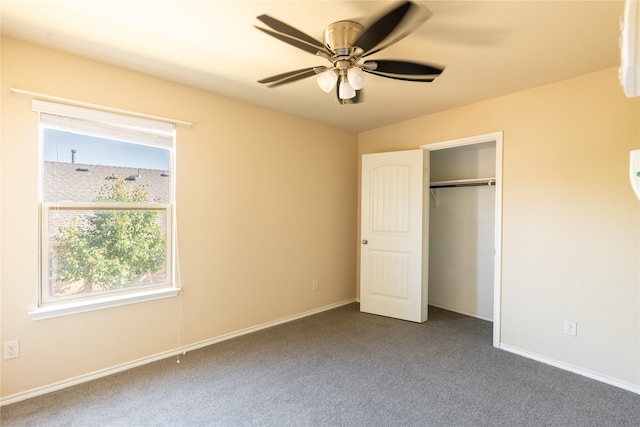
<box><xmin>362</xmin><ymin>240</ymin><xmax>368</xmax><ymax>244</ymax></box>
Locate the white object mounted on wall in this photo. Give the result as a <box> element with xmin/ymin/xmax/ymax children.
<box><xmin>631</xmin><ymin>150</ymin><xmax>640</xmax><ymax>200</ymax></box>
<box><xmin>619</xmin><ymin>0</ymin><xmax>640</xmax><ymax>97</ymax></box>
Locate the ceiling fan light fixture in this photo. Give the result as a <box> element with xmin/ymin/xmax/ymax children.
<box><xmin>338</xmin><ymin>79</ymin><xmax>356</xmax><ymax>100</ymax></box>
<box><xmin>316</xmin><ymin>69</ymin><xmax>338</xmax><ymax>93</ymax></box>
<box><xmin>347</xmin><ymin>67</ymin><xmax>368</xmax><ymax>90</ymax></box>
<box><xmin>256</xmin><ymin>2</ymin><xmax>444</xmax><ymax>105</ymax></box>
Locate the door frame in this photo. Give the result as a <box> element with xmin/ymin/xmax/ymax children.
<box><xmin>421</xmin><ymin>131</ymin><xmax>503</xmax><ymax>348</ymax></box>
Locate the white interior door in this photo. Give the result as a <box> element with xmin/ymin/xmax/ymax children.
<box><xmin>360</xmin><ymin>149</ymin><xmax>428</xmax><ymax>323</ymax></box>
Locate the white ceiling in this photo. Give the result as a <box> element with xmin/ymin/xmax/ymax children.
<box><xmin>0</xmin><ymin>0</ymin><xmax>626</xmax><ymax>133</ymax></box>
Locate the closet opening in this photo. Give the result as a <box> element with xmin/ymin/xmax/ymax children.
<box><xmin>421</xmin><ymin>132</ymin><xmax>503</xmax><ymax>347</ymax></box>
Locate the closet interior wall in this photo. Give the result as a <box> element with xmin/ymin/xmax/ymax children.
<box><xmin>428</xmin><ymin>142</ymin><xmax>496</xmax><ymax>321</ymax></box>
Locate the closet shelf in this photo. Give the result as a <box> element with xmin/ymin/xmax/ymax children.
<box><xmin>430</xmin><ymin>177</ymin><xmax>496</xmax><ymax>188</ymax></box>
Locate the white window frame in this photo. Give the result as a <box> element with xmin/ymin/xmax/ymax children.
<box><xmin>30</xmin><ymin>100</ymin><xmax>179</xmax><ymax>320</ymax></box>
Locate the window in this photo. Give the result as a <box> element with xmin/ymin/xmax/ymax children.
<box><xmin>31</xmin><ymin>100</ymin><xmax>178</xmax><ymax>320</ymax></box>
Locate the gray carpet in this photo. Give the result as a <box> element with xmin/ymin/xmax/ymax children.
<box><xmin>1</xmin><ymin>303</ymin><xmax>639</xmax><ymax>426</ymax></box>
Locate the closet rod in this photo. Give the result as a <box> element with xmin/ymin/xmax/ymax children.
<box><xmin>9</xmin><ymin>87</ymin><xmax>194</xmax><ymax>127</ymax></box>
<box><xmin>430</xmin><ymin>178</ymin><xmax>496</xmax><ymax>189</ymax></box>
<box><xmin>430</xmin><ymin>182</ymin><xmax>495</xmax><ymax>189</ymax></box>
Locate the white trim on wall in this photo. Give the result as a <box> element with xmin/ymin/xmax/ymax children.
<box><xmin>501</xmin><ymin>343</ymin><xmax>640</xmax><ymax>395</ymax></box>
<box><xmin>12</xmin><ymin>87</ymin><xmax>193</xmax><ymax>127</ymax></box>
<box><xmin>0</xmin><ymin>298</ymin><xmax>357</xmax><ymax>407</ymax></box>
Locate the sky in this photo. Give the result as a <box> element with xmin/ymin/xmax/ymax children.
<box><xmin>43</xmin><ymin>128</ymin><xmax>170</xmax><ymax>171</ymax></box>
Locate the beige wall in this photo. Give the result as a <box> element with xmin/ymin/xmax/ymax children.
<box><xmin>2</xmin><ymin>34</ymin><xmax>639</xmax><ymax>400</ymax></box>
<box><xmin>0</xmin><ymin>37</ymin><xmax>358</xmax><ymax>398</ymax></box>
<box><xmin>359</xmin><ymin>67</ymin><xmax>640</xmax><ymax>387</ymax></box>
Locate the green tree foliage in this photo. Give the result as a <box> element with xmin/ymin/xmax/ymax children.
<box><xmin>54</xmin><ymin>176</ymin><xmax>165</xmax><ymax>292</ymax></box>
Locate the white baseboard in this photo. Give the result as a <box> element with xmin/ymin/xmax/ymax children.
<box><xmin>500</xmin><ymin>343</ymin><xmax>640</xmax><ymax>395</ymax></box>
<box><xmin>0</xmin><ymin>298</ymin><xmax>356</xmax><ymax>406</ymax></box>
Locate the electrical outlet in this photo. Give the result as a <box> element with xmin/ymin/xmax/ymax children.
<box><xmin>3</xmin><ymin>340</ymin><xmax>20</xmax><ymax>360</ymax></box>
<box><xmin>312</xmin><ymin>280</ymin><xmax>319</xmax><ymax>291</ymax></box>
<box><xmin>564</xmin><ymin>321</ymin><xmax>577</xmax><ymax>337</ymax></box>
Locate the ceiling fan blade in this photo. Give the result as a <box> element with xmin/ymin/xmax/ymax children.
<box><xmin>257</xmin><ymin>15</ymin><xmax>325</xmax><ymax>49</ymax></box>
<box><xmin>363</xmin><ymin>69</ymin><xmax>436</xmax><ymax>83</ymax></box>
<box><xmin>362</xmin><ymin>7</ymin><xmax>431</xmax><ymax>57</ymax></box>
<box><xmin>259</xmin><ymin>66</ymin><xmax>328</xmax><ymax>88</ymax></box>
<box><xmin>255</xmin><ymin>26</ymin><xmax>329</xmax><ymax>58</ymax></box>
<box><xmin>354</xmin><ymin>1</ymin><xmax>413</xmax><ymax>55</ymax></box>
<box><xmin>363</xmin><ymin>60</ymin><xmax>443</xmax><ymax>76</ymax></box>
<box><xmin>258</xmin><ymin>67</ymin><xmax>322</xmax><ymax>84</ymax></box>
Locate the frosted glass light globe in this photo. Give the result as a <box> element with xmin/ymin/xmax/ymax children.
<box><xmin>316</xmin><ymin>70</ymin><xmax>338</xmax><ymax>93</ymax></box>
<box><xmin>347</xmin><ymin>67</ymin><xmax>368</xmax><ymax>90</ymax></box>
<box><xmin>338</xmin><ymin>80</ymin><xmax>356</xmax><ymax>99</ymax></box>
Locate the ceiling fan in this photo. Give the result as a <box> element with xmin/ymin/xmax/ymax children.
<box><xmin>255</xmin><ymin>1</ymin><xmax>445</xmax><ymax>105</ymax></box>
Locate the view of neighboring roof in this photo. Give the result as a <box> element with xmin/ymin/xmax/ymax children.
<box><xmin>43</xmin><ymin>161</ymin><xmax>170</xmax><ymax>204</ymax></box>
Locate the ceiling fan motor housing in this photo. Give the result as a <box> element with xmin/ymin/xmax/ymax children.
<box><xmin>324</xmin><ymin>20</ymin><xmax>365</xmax><ymax>68</ymax></box>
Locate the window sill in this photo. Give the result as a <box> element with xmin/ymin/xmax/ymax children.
<box><xmin>29</xmin><ymin>287</ymin><xmax>180</xmax><ymax>321</ymax></box>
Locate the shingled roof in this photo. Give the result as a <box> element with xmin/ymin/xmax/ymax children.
<box><xmin>43</xmin><ymin>161</ymin><xmax>171</xmax><ymax>241</ymax></box>
<box><xmin>43</xmin><ymin>161</ymin><xmax>170</xmax><ymax>203</ymax></box>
